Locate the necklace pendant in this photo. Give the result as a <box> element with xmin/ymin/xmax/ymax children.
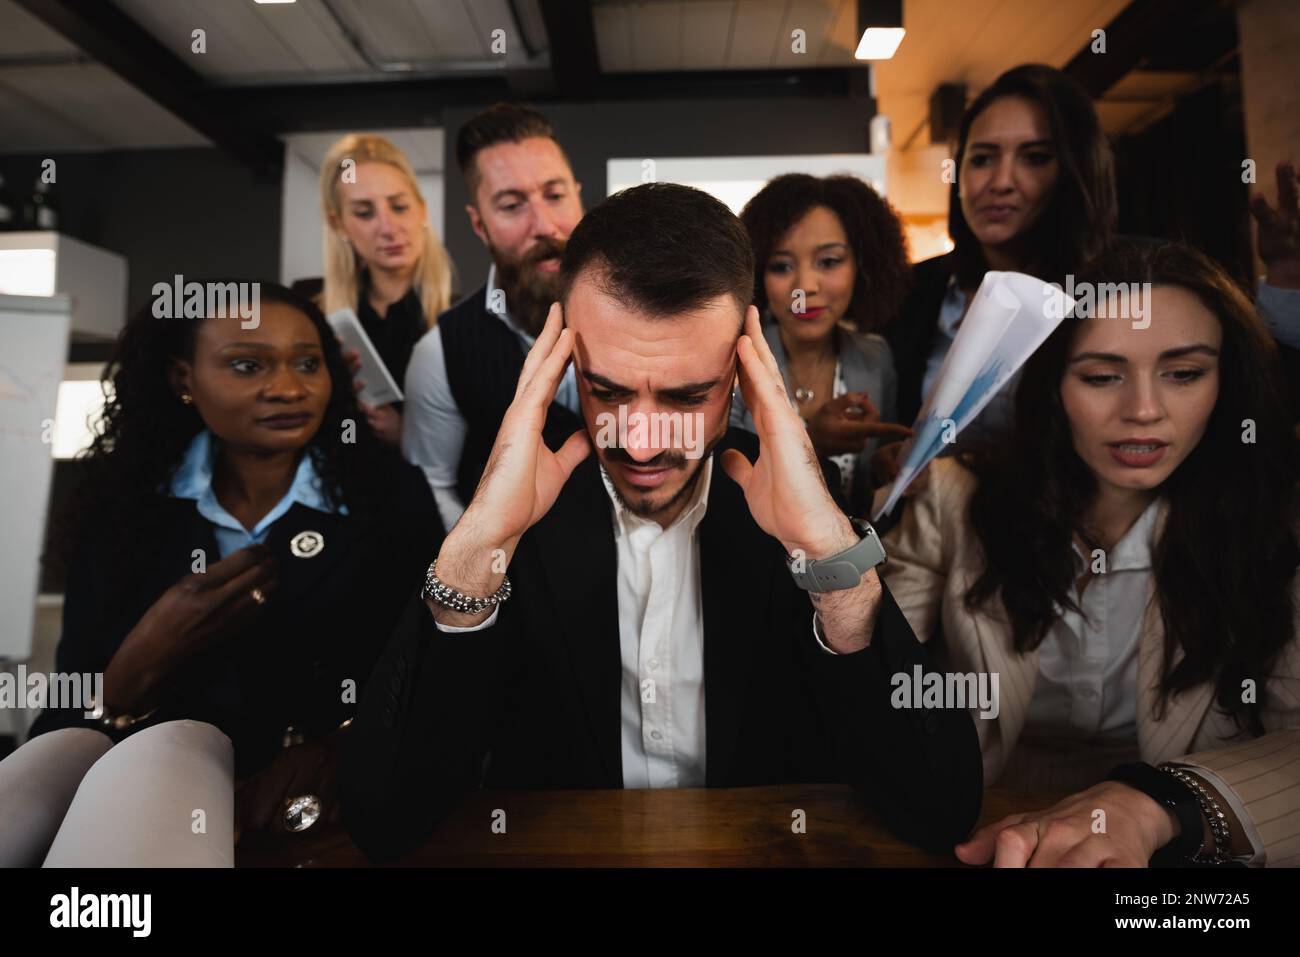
<box><xmin>794</xmin><ymin>387</ymin><xmax>815</xmax><ymax>403</ymax></box>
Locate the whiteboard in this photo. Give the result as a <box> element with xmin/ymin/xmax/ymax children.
<box><xmin>0</xmin><ymin>294</ymin><xmax>70</xmax><ymax>661</ymax></box>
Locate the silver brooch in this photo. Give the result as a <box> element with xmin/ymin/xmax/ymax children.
<box><xmin>290</xmin><ymin>530</ymin><xmax>324</xmax><ymax>558</ymax></box>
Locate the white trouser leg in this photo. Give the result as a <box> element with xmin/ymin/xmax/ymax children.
<box><xmin>0</xmin><ymin>727</ymin><xmax>113</xmax><ymax>867</ymax></box>
<box><xmin>43</xmin><ymin>720</ymin><xmax>235</xmax><ymax>868</ymax></box>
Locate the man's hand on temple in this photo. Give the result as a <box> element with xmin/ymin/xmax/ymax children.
<box><xmin>720</xmin><ymin>306</ymin><xmax>883</xmax><ymax>654</ymax></box>
<box><xmin>427</xmin><ymin>301</ymin><xmax>591</xmax><ymax>627</ymax></box>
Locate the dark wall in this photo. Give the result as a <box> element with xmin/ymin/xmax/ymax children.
<box><xmin>0</xmin><ymin>147</ymin><xmax>281</xmax><ymax>322</ymax></box>
<box><xmin>1113</xmin><ymin>80</ymin><xmax>1254</xmax><ymax>288</ymax></box>
<box><xmin>1</xmin><ymin>147</ymin><xmax>282</xmax><ymax>594</ymax></box>
<box><xmin>440</xmin><ymin>95</ymin><xmax>875</xmax><ymax>299</ymax></box>
<box><xmin>3</xmin><ymin>96</ymin><xmax>873</xmax><ymax>321</ymax></box>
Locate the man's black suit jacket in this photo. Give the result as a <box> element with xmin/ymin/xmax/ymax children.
<box><xmin>342</xmin><ymin>428</ymin><xmax>983</xmax><ymax>862</ymax></box>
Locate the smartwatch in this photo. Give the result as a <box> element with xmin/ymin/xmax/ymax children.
<box><xmin>788</xmin><ymin>517</ymin><xmax>887</xmax><ymax>592</ymax></box>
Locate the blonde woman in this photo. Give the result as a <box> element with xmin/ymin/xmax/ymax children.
<box><xmin>320</xmin><ymin>133</ymin><xmax>453</xmax><ymax>446</ymax></box>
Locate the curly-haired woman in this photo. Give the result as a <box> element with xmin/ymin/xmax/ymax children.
<box><xmin>731</xmin><ymin>173</ymin><xmax>913</xmax><ymax>515</ymax></box>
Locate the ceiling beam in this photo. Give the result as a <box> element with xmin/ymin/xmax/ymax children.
<box><xmin>196</xmin><ymin>74</ymin><xmax>519</xmax><ymax>134</ymax></box>
<box><xmin>11</xmin><ymin>0</ymin><xmax>283</xmax><ymax>177</ymax></box>
<box><xmin>1062</xmin><ymin>0</ymin><xmax>1197</xmax><ymax>98</ymax></box>
<box><xmin>590</xmin><ymin>67</ymin><xmax>855</xmax><ymax>101</ymax></box>
<box><xmin>538</xmin><ymin>0</ymin><xmax>599</xmax><ymax>98</ymax></box>
<box><xmin>196</xmin><ymin>66</ymin><xmax>856</xmax><ymax>134</ymax></box>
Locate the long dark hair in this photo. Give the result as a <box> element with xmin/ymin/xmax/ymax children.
<box><xmin>964</xmin><ymin>240</ymin><xmax>1298</xmax><ymax>735</ymax></box>
<box><xmin>53</xmin><ymin>281</ymin><xmax>392</xmax><ymax>589</ymax></box>
<box><xmin>949</xmin><ymin>64</ymin><xmax>1118</xmax><ymax>289</ymax></box>
<box><xmin>740</xmin><ymin>173</ymin><xmax>911</xmax><ymax>333</ymax></box>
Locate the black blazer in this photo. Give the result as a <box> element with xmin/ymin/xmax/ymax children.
<box><xmin>885</xmin><ymin>253</ymin><xmax>957</xmax><ymax>429</ymax></box>
<box><xmin>341</xmin><ymin>428</ymin><xmax>983</xmax><ymax>862</ymax></box>
<box><xmin>30</xmin><ymin>454</ymin><xmax>443</xmax><ymax>777</ymax></box>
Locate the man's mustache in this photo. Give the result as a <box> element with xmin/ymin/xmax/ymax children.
<box><xmin>598</xmin><ymin>426</ymin><xmax>729</xmax><ymax>471</ymax></box>
<box><xmin>602</xmin><ymin>446</ymin><xmax>687</xmax><ymax>470</ymax></box>
<box><xmin>521</xmin><ymin>236</ymin><xmax>565</xmax><ymax>270</ymax></box>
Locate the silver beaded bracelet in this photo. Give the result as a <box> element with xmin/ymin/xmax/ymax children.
<box><xmin>1160</xmin><ymin>764</ymin><xmax>1232</xmax><ymax>864</ymax></box>
<box><xmin>419</xmin><ymin>559</ymin><xmax>512</xmax><ymax>615</ymax></box>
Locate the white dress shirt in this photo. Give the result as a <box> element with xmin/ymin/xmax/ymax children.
<box><xmin>402</xmin><ymin>265</ymin><xmax>580</xmax><ymax>530</ymax></box>
<box><xmin>1024</xmin><ymin>498</ymin><xmax>1157</xmax><ymax>738</ymax></box>
<box><xmin>603</xmin><ymin>460</ymin><xmax>713</xmax><ymax>788</ymax></box>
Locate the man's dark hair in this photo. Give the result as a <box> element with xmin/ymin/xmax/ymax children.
<box><xmin>559</xmin><ymin>182</ymin><xmax>754</xmax><ymax>322</ymax></box>
<box><xmin>455</xmin><ymin>102</ymin><xmax>564</xmax><ymax>198</ymax></box>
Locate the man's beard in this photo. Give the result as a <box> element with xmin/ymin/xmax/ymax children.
<box><xmin>594</xmin><ymin>404</ymin><xmax>732</xmax><ymax>520</ymax></box>
<box><xmin>490</xmin><ymin>235</ymin><xmax>565</xmax><ymax>337</ymax></box>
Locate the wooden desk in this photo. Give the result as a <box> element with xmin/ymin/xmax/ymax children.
<box><xmin>237</xmin><ymin>785</ymin><xmax>1064</xmax><ymax>867</ymax></box>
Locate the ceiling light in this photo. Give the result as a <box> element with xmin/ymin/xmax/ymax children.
<box><xmin>856</xmin><ymin>0</ymin><xmax>905</xmax><ymax>60</ymax></box>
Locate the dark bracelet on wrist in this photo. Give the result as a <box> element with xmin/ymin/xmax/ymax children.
<box><xmin>1105</xmin><ymin>761</ymin><xmax>1204</xmax><ymax>865</ymax></box>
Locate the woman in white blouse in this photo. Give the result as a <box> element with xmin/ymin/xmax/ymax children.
<box><xmin>882</xmin><ymin>239</ymin><xmax>1300</xmax><ymax>867</ymax></box>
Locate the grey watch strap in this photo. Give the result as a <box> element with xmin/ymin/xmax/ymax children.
<box><xmin>788</xmin><ymin>518</ymin><xmax>887</xmax><ymax>592</ymax></box>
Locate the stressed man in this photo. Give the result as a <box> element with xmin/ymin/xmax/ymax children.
<box><xmin>344</xmin><ymin>183</ymin><xmax>982</xmax><ymax>862</ymax></box>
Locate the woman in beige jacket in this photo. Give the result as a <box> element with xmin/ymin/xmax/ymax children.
<box><xmin>882</xmin><ymin>240</ymin><xmax>1300</xmax><ymax>866</ymax></box>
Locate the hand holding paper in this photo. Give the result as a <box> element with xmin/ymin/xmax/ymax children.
<box><xmin>873</xmin><ymin>271</ymin><xmax>1076</xmax><ymax>519</ymax></box>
